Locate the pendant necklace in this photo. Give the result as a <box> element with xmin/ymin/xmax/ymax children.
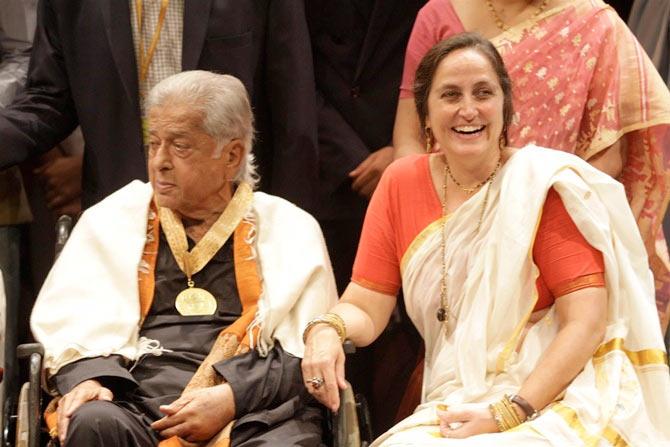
<box><xmin>436</xmin><ymin>155</ymin><xmax>501</xmax><ymax>331</ymax></box>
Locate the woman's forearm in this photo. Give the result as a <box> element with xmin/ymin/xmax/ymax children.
<box><xmin>514</xmin><ymin>287</ymin><xmax>607</xmax><ymax>418</ymax></box>
<box><xmin>393</xmin><ymin>98</ymin><xmax>425</xmax><ymax>159</ymax></box>
<box><xmin>307</xmin><ymin>282</ymin><xmax>397</xmax><ymax>347</ymax></box>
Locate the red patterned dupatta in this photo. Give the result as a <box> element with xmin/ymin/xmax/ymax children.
<box><xmin>491</xmin><ymin>0</ymin><xmax>670</xmax><ymax>329</ymax></box>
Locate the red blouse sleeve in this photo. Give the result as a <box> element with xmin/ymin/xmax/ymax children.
<box><xmin>533</xmin><ymin>188</ymin><xmax>605</xmax><ymax>310</ymax></box>
<box><xmin>351</xmin><ymin>166</ymin><xmax>402</xmax><ymax>296</ymax></box>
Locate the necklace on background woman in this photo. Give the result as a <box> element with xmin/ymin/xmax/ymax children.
<box><xmin>485</xmin><ymin>0</ymin><xmax>550</xmax><ymax>31</ymax></box>
<box><xmin>436</xmin><ymin>155</ymin><xmax>502</xmax><ymax>332</ymax></box>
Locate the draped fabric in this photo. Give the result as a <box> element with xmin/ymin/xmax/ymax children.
<box><xmin>373</xmin><ymin>146</ymin><xmax>670</xmax><ymax>446</ymax></box>
<box><xmin>401</xmin><ymin>0</ymin><xmax>670</xmax><ymax>329</ymax></box>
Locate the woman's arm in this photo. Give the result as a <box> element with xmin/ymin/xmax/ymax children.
<box><xmin>441</xmin><ymin>286</ymin><xmax>607</xmax><ymax>438</ymax></box>
<box><xmin>302</xmin><ymin>282</ymin><xmax>397</xmax><ymax>411</ymax></box>
<box><xmin>393</xmin><ymin>98</ymin><xmax>425</xmax><ymax>159</ymax></box>
<box><xmin>513</xmin><ymin>286</ymin><xmax>607</xmax><ymax>415</ymax></box>
<box><xmin>588</xmin><ymin>137</ymin><xmax>628</xmax><ymax>179</ymax></box>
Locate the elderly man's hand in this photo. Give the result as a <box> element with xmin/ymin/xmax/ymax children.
<box><xmin>151</xmin><ymin>383</ymin><xmax>236</xmax><ymax>442</ymax></box>
<box><xmin>57</xmin><ymin>379</ymin><xmax>113</xmax><ymax>444</ymax></box>
<box><xmin>349</xmin><ymin>146</ymin><xmax>394</xmax><ymax>199</ymax></box>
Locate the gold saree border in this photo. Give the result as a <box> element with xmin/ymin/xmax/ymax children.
<box><xmin>593</xmin><ymin>337</ymin><xmax>669</xmax><ymax>367</ymax></box>
<box><xmin>399</xmin><ymin>215</ymin><xmax>452</xmax><ymax>276</ymax></box>
<box><xmin>582</xmin><ymin>116</ymin><xmax>670</xmax><ymax>160</ymax></box>
<box><xmin>551</xmin><ymin>403</ymin><xmax>629</xmax><ymax>447</ymax></box>
<box><xmin>495</xmin><ymin>177</ymin><xmax>550</xmax><ymax>372</ymax></box>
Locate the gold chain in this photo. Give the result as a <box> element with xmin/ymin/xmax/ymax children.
<box><xmin>485</xmin><ymin>0</ymin><xmax>550</xmax><ymax>31</ymax></box>
<box><xmin>437</xmin><ymin>155</ymin><xmax>501</xmax><ymax>329</ymax></box>
<box><xmin>445</xmin><ymin>156</ymin><xmax>502</xmax><ymax>195</ymax></box>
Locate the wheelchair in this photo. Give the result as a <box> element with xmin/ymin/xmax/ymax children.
<box><xmin>5</xmin><ymin>216</ymin><xmax>372</xmax><ymax>447</ymax></box>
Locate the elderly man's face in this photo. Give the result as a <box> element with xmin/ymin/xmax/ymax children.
<box><xmin>147</xmin><ymin>101</ymin><xmax>243</xmax><ymax>217</ymax></box>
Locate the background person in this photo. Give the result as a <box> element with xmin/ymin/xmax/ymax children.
<box><xmin>0</xmin><ymin>0</ymin><xmax>318</xmax><ymax>213</ymax></box>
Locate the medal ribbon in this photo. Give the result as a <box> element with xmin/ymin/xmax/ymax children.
<box><xmin>159</xmin><ymin>183</ymin><xmax>253</xmax><ymax>283</ymax></box>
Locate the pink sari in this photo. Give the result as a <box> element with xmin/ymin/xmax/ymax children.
<box><xmin>402</xmin><ymin>0</ymin><xmax>670</xmax><ymax>329</ymax></box>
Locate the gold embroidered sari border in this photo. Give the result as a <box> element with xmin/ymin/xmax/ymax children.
<box><xmin>551</xmin><ymin>403</ymin><xmax>630</xmax><ymax>447</ymax></box>
<box><xmin>593</xmin><ymin>337</ymin><xmax>669</xmax><ymax>367</ymax></box>
<box><xmin>400</xmin><ymin>215</ymin><xmax>452</xmax><ymax>276</ymax></box>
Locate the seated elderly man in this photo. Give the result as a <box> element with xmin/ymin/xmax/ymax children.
<box><xmin>30</xmin><ymin>71</ymin><xmax>337</xmax><ymax>447</ymax></box>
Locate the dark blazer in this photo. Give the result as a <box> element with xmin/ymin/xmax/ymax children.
<box><xmin>0</xmin><ymin>0</ymin><xmax>318</xmax><ymax>210</ymax></box>
<box><xmin>307</xmin><ymin>0</ymin><xmax>426</xmax><ymax>219</ymax></box>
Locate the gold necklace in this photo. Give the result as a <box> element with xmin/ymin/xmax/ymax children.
<box><xmin>485</xmin><ymin>0</ymin><xmax>550</xmax><ymax>31</ymax></box>
<box><xmin>445</xmin><ymin>156</ymin><xmax>502</xmax><ymax>195</ymax></box>
<box><xmin>436</xmin><ymin>155</ymin><xmax>501</xmax><ymax>330</ymax></box>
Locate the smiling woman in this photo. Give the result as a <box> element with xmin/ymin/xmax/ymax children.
<box><xmin>301</xmin><ymin>33</ymin><xmax>670</xmax><ymax>446</ymax></box>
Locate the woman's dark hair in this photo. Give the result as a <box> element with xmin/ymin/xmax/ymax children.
<box><xmin>413</xmin><ymin>32</ymin><xmax>514</xmax><ymax>146</ymax></box>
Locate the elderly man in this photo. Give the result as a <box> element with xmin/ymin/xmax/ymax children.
<box><xmin>30</xmin><ymin>71</ymin><xmax>336</xmax><ymax>447</ymax></box>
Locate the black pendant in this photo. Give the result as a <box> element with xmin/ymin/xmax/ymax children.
<box><xmin>436</xmin><ymin>307</ymin><xmax>446</xmax><ymax>322</ymax></box>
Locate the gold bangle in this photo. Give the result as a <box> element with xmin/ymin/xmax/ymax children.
<box><xmin>489</xmin><ymin>396</ymin><xmax>523</xmax><ymax>432</ymax></box>
<box><xmin>504</xmin><ymin>395</ymin><xmax>524</xmax><ymax>428</ymax></box>
<box><xmin>303</xmin><ymin>313</ymin><xmax>347</xmax><ymax>344</ymax></box>
<box><xmin>489</xmin><ymin>403</ymin><xmax>506</xmax><ymax>432</ymax></box>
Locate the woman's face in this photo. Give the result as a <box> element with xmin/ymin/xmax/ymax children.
<box><xmin>426</xmin><ymin>48</ymin><xmax>505</xmax><ymax>159</ymax></box>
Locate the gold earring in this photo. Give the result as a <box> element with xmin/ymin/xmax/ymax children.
<box><xmin>425</xmin><ymin>127</ymin><xmax>433</xmax><ymax>153</ymax></box>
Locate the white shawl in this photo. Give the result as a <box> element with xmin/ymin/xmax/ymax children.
<box><xmin>31</xmin><ymin>181</ymin><xmax>338</xmax><ymax>377</ymax></box>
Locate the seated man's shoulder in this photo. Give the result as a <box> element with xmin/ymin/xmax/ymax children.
<box><xmin>252</xmin><ymin>191</ymin><xmax>319</xmax><ymax>226</ymax></box>
<box><xmin>83</xmin><ymin>180</ymin><xmax>152</xmax><ymax>216</ymax></box>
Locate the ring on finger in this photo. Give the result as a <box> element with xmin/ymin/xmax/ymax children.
<box><xmin>307</xmin><ymin>376</ymin><xmax>324</xmax><ymax>390</ymax></box>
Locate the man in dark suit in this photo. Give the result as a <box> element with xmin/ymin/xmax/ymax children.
<box><xmin>306</xmin><ymin>0</ymin><xmax>426</xmax><ymax>435</ymax></box>
<box><xmin>307</xmin><ymin>0</ymin><xmax>426</xmax><ymax>291</ymax></box>
<box><xmin>0</xmin><ymin>0</ymin><xmax>317</xmax><ymax>212</ymax></box>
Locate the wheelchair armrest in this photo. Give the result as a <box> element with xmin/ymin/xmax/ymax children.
<box><xmin>16</xmin><ymin>343</ymin><xmax>44</xmax><ymax>360</ymax></box>
<box><xmin>16</xmin><ymin>343</ymin><xmax>44</xmax><ymax>447</ymax></box>
<box><xmin>330</xmin><ymin>340</ymin><xmax>372</xmax><ymax>447</ymax></box>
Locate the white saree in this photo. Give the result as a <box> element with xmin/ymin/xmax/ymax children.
<box><xmin>374</xmin><ymin>146</ymin><xmax>670</xmax><ymax>446</ymax></box>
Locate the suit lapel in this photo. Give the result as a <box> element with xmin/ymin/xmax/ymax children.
<box><xmin>354</xmin><ymin>0</ymin><xmax>395</xmax><ymax>81</ymax></box>
<box><xmin>182</xmin><ymin>0</ymin><xmax>213</xmax><ymax>70</ymax></box>
<box><xmin>99</xmin><ymin>0</ymin><xmax>140</xmax><ymax>112</ymax></box>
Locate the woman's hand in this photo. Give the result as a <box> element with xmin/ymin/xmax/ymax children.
<box><xmin>301</xmin><ymin>324</ymin><xmax>347</xmax><ymax>412</ymax></box>
<box><xmin>436</xmin><ymin>403</ymin><xmax>498</xmax><ymax>439</ymax></box>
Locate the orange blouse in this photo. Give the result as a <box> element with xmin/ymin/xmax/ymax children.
<box><xmin>352</xmin><ymin>154</ymin><xmax>605</xmax><ymax>311</ymax></box>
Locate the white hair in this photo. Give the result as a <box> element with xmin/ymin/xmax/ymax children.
<box><xmin>146</xmin><ymin>70</ymin><xmax>258</xmax><ymax>188</ymax></box>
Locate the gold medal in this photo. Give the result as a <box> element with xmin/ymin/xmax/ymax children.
<box><xmin>175</xmin><ymin>286</ymin><xmax>218</xmax><ymax>316</ymax></box>
<box><xmin>158</xmin><ymin>183</ymin><xmax>253</xmax><ymax>317</ymax></box>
